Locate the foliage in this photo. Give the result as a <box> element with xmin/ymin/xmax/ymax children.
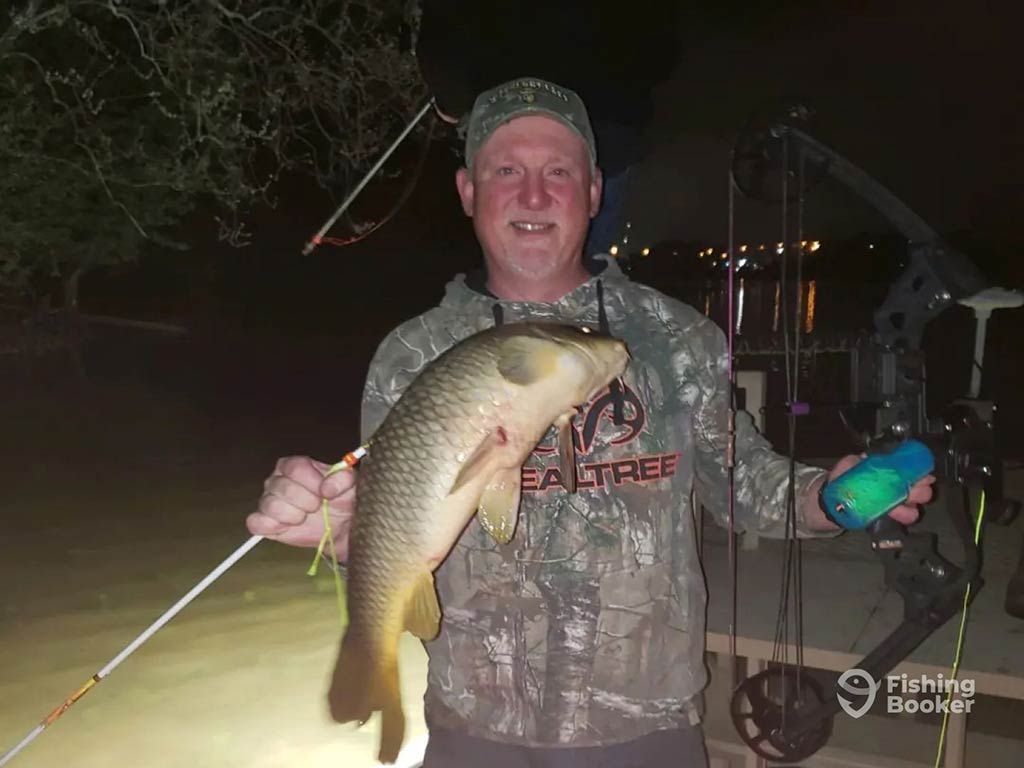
<box><xmin>0</xmin><ymin>0</ymin><xmax>426</xmax><ymax>305</ymax></box>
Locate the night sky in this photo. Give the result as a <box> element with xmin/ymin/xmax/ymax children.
<box><xmin>625</xmin><ymin>1</ymin><xmax>1017</xmax><ymax>250</ymax></box>
<box><xmin>335</xmin><ymin>2</ymin><xmax>1015</xmax><ymax>256</ymax></box>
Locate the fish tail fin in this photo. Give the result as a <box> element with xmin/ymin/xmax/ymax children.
<box><xmin>328</xmin><ymin>632</ymin><xmax>405</xmax><ymax>764</ymax></box>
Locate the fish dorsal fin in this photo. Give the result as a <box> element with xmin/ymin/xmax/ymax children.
<box><xmin>478</xmin><ymin>466</ymin><xmax>522</xmax><ymax>544</ymax></box>
<box><xmin>403</xmin><ymin>570</ymin><xmax>441</xmax><ymax>640</ymax></box>
<box><xmin>497</xmin><ymin>336</ymin><xmax>560</xmax><ymax>386</ymax></box>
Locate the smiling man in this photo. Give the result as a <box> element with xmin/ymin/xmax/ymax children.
<box><xmin>248</xmin><ymin>77</ymin><xmax>932</xmax><ymax>767</ymax></box>
<box><xmin>455</xmin><ymin>79</ymin><xmax>600</xmax><ymax>301</ymax></box>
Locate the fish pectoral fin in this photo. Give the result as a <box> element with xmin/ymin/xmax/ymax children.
<box><xmin>556</xmin><ymin>410</ymin><xmax>578</xmax><ymax>494</ymax></box>
<box><xmin>403</xmin><ymin>570</ymin><xmax>441</xmax><ymax>640</ymax></box>
<box><xmin>450</xmin><ymin>429</ymin><xmax>505</xmax><ymax>495</ymax></box>
<box><xmin>478</xmin><ymin>466</ymin><xmax>522</xmax><ymax>545</ymax></box>
<box><xmin>497</xmin><ymin>336</ymin><xmax>559</xmax><ymax>385</ymax></box>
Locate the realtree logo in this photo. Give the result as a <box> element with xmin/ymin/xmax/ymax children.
<box><xmin>525</xmin><ymin>382</ymin><xmax>680</xmax><ymax>493</ymax></box>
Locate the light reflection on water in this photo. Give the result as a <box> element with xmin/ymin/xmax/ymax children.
<box><xmin>773</xmin><ymin>282</ymin><xmax>781</xmax><ymax>333</ymax></box>
<box><xmin>698</xmin><ymin>279</ymin><xmax>818</xmax><ymax>339</ymax></box>
<box><xmin>735</xmin><ymin>278</ymin><xmax>745</xmax><ymax>335</ymax></box>
<box><xmin>805</xmin><ymin>280</ymin><xmax>817</xmax><ymax>335</ymax></box>
<box><xmin>627</xmin><ymin>268</ymin><xmax>1024</xmax><ymax>454</ymax></box>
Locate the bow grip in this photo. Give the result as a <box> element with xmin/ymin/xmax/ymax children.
<box><xmin>820</xmin><ymin>439</ymin><xmax>935</xmax><ymax>530</ymax></box>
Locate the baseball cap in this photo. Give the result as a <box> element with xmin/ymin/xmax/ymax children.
<box><xmin>463</xmin><ymin>77</ymin><xmax>597</xmax><ymax>171</ymax></box>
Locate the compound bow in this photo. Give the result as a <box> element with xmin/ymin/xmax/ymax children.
<box><xmin>723</xmin><ymin>103</ymin><xmax>1018</xmax><ymax>763</ymax></box>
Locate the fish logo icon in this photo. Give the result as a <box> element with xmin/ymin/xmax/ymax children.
<box><xmin>837</xmin><ymin>668</ymin><xmax>878</xmax><ymax>719</ymax></box>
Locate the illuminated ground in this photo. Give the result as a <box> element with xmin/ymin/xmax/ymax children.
<box><xmin>0</xmin><ymin>339</ymin><xmax>429</xmax><ymax>768</ymax></box>
<box><xmin>1</xmin><ymin>534</ymin><xmax>430</xmax><ymax>768</ymax></box>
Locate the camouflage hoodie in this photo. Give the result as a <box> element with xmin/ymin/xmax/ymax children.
<box><xmin>359</xmin><ymin>257</ymin><xmax>829</xmax><ymax>747</ymax></box>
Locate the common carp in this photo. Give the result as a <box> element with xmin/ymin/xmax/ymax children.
<box><xmin>327</xmin><ymin>322</ymin><xmax>630</xmax><ymax>762</ymax></box>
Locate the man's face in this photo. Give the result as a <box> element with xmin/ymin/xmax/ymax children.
<box><xmin>456</xmin><ymin>115</ymin><xmax>602</xmax><ymax>283</ymax></box>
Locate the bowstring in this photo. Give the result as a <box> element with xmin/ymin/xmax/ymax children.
<box><xmin>727</xmin><ymin>168</ymin><xmax>738</xmax><ymax>693</ymax></box>
<box><xmin>794</xmin><ymin>148</ymin><xmax>807</xmax><ymax>675</ymax></box>
<box><xmin>771</xmin><ymin>132</ymin><xmax>792</xmax><ymax>669</ymax></box>
<box><xmin>770</xmin><ymin>129</ymin><xmax>807</xmax><ymax>723</ymax></box>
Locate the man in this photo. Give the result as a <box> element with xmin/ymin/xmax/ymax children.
<box><xmin>247</xmin><ymin>78</ymin><xmax>932</xmax><ymax>767</ymax></box>
<box><xmin>412</xmin><ymin>1</ymin><xmax>682</xmax><ymax>262</ymax></box>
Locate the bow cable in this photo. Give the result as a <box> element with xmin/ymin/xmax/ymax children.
<box><xmin>726</xmin><ymin>168</ymin><xmax>738</xmax><ymax>691</ymax></box>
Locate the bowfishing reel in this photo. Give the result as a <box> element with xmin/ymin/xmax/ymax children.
<box><xmin>730</xmin><ymin>665</ymin><xmax>833</xmax><ymax>763</ymax></box>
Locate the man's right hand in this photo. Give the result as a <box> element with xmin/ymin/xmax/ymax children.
<box><xmin>247</xmin><ymin>456</ymin><xmax>356</xmax><ymax>561</ymax></box>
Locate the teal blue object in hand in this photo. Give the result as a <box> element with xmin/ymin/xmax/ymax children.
<box><xmin>820</xmin><ymin>440</ymin><xmax>935</xmax><ymax>530</ymax></box>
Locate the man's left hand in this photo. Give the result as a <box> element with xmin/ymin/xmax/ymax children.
<box><xmin>804</xmin><ymin>454</ymin><xmax>936</xmax><ymax>531</ymax></box>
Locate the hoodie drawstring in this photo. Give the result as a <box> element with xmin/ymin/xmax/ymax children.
<box><xmin>597</xmin><ymin>280</ymin><xmax>625</xmax><ymax>425</ymax></box>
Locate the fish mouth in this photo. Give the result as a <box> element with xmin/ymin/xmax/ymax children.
<box><xmin>586</xmin><ymin>366</ymin><xmax>627</xmax><ymax>401</ymax></box>
<box><xmin>607</xmin><ymin>340</ymin><xmax>631</xmax><ymax>372</ymax></box>
<box><xmin>578</xmin><ymin>340</ymin><xmax>630</xmax><ymax>402</ymax></box>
